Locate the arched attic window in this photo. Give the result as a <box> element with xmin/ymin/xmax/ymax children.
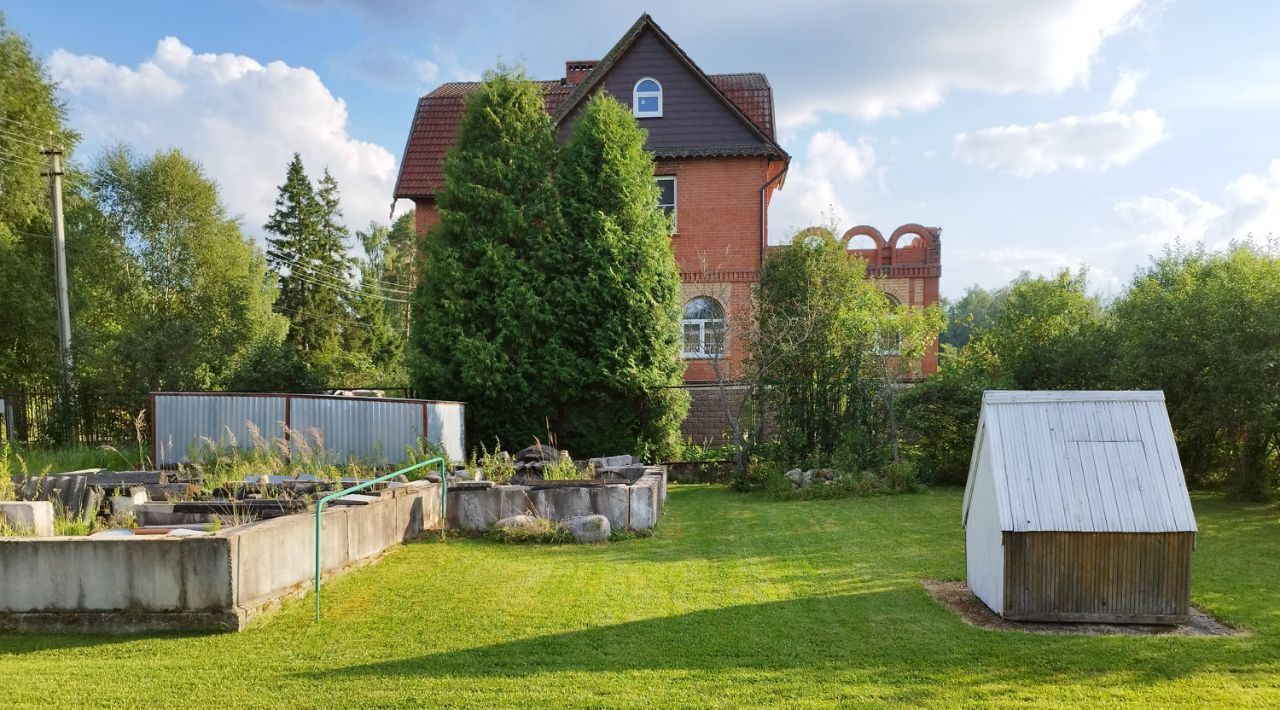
<box><xmin>633</xmin><ymin>78</ymin><xmax>663</xmax><ymax>118</ymax></box>
<box><xmin>682</xmin><ymin>296</ymin><xmax>724</xmax><ymax>358</ymax></box>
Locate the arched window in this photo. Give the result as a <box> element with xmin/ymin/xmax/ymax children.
<box><xmin>633</xmin><ymin>77</ymin><xmax>663</xmax><ymax>118</ymax></box>
<box><xmin>682</xmin><ymin>296</ymin><xmax>724</xmax><ymax>358</ymax></box>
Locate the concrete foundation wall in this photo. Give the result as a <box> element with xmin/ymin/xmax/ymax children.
<box><xmin>0</xmin><ymin>481</ymin><xmax>443</xmax><ymax>633</ymax></box>
<box><xmin>447</xmin><ymin>468</ymin><xmax>667</xmax><ymax>532</ymax></box>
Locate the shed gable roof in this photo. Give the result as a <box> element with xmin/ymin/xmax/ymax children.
<box><xmin>962</xmin><ymin>391</ymin><xmax>1197</xmax><ymax>534</ymax></box>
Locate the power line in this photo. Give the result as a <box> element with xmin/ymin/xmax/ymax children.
<box><xmin>269</xmin><ymin>248</ymin><xmax>413</xmax><ymax>295</ymax></box>
<box><xmin>274</xmin><ymin>304</ymin><xmax>394</xmax><ymax>335</ymax></box>
<box><xmin>0</xmin><ymin>149</ymin><xmax>47</xmax><ymax>170</ymax></box>
<box><xmin>280</xmin><ymin>267</ymin><xmax>408</xmax><ymax>304</ymax></box>
<box><xmin>0</xmin><ymin>126</ymin><xmax>48</xmax><ymax>151</ymax></box>
<box><xmin>0</xmin><ymin>114</ymin><xmax>51</xmax><ymax>131</ymax></box>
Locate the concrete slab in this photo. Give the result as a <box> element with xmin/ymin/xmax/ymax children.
<box><xmin>0</xmin><ymin>501</ymin><xmax>54</xmax><ymax>537</ymax></box>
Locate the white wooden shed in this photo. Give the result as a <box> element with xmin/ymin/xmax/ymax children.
<box><xmin>962</xmin><ymin>391</ymin><xmax>1197</xmax><ymax>624</ymax></box>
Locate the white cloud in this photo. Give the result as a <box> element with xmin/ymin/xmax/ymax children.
<box><xmin>951</xmin><ymin>246</ymin><xmax>1123</xmax><ymax>293</ymax></box>
<box><xmin>769</xmin><ymin>131</ymin><xmax>877</xmax><ymax>238</ymax></box>
<box><xmin>952</xmin><ymin>109</ymin><xmax>1167</xmax><ymax>177</ymax></box>
<box><xmin>48</xmin><ymin>37</ymin><xmax>397</xmax><ymax>237</ymax></box>
<box><xmin>1116</xmin><ymin>159</ymin><xmax>1280</xmax><ymax>248</ymax></box>
<box><xmin>735</xmin><ymin>0</ymin><xmax>1153</xmax><ymax>128</ymax></box>
<box><xmin>1108</xmin><ymin>68</ymin><xmax>1146</xmax><ymax>108</ymax></box>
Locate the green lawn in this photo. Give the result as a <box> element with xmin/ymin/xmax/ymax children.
<box><xmin>2</xmin><ymin>486</ymin><xmax>1279</xmax><ymax>708</ymax></box>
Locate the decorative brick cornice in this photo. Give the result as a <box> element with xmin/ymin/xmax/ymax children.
<box><xmin>681</xmin><ymin>270</ymin><xmax>760</xmax><ymax>283</ymax></box>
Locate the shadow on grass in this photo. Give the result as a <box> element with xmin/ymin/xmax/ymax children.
<box><xmin>0</xmin><ymin>629</ymin><xmax>215</xmax><ymax>655</ymax></box>
<box><xmin>296</xmin><ymin>590</ymin><xmax>1261</xmax><ymax>691</ymax></box>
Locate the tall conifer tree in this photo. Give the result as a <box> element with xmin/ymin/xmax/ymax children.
<box><xmin>409</xmin><ymin>68</ymin><xmax>563</xmax><ymax>446</ymax></box>
<box><xmin>551</xmin><ymin>93</ymin><xmax>687</xmax><ymax>459</ymax></box>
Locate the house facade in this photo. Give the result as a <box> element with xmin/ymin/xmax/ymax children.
<box><xmin>394</xmin><ymin>14</ymin><xmax>940</xmax><ymax>439</ymax></box>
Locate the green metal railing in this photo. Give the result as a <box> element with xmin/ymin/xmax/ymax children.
<box><xmin>314</xmin><ymin>456</ymin><xmax>448</xmax><ymax>622</ymax></box>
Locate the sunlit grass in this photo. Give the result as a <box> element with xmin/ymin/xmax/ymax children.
<box><xmin>1</xmin><ymin>487</ymin><xmax>1277</xmax><ymax>707</ymax></box>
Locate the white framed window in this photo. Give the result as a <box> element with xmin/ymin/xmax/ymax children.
<box><xmin>682</xmin><ymin>296</ymin><xmax>725</xmax><ymax>359</ymax></box>
<box><xmin>656</xmin><ymin>175</ymin><xmax>676</xmax><ymax>232</ymax></box>
<box><xmin>633</xmin><ymin>77</ymin><xmax>663</xmax><ymax>118</ymax></box>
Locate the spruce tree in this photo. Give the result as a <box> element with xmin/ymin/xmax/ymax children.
<box><xmin>264</xmin><ymin>156</ymin><xmax>353</xmax><ymax>380</ymax></box>
<box><xmin>552</xmin><ymin>93</ymin><xmax>688</xmax><ymax>459</ymax></box>
<box><xmin>409</xmin><ymin>68</ymin><xmax>564</xmax><ymax>446</ymax></box>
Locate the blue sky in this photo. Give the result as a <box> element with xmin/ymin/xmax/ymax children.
<box><xmin>5</xmin><ymin>0</ymin><xmax>1279</xmax><ymax>298</ymax></box>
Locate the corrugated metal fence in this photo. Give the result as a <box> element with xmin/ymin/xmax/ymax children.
<box><xmin>151</xmin><ymin>392</ymin><xmax>465</xmax><ymax>467</ymax></box>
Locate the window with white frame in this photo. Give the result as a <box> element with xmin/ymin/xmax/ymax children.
<box><xmin>656</xmin><ymin>176</ymin><xmax>676</xmax><ymax>232</ymax></box>
<box><xmin>682</xmin><ymin>296</ymin><xmax>725</xmax><ymax>359</ymax></box>
<box><xmin>633</xmin><ymin>77</ymin><xmax>663</xmax><ymax>118</ymax></box>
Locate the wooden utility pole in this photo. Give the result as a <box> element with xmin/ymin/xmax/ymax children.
<box><xmin>41</xmin><ymin>141</ymin><xmax>74</xmax><ymax>401</ymax></box>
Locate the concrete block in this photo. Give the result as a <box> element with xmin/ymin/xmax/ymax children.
<box><xmin>447</xmin><ymin>486</ymin><xmax>503</xmax><ymax>530</ymax></box>
<box><xmin>0</xmin><ymin>537</ymin><xmax>233</xmax><ymax>612</ymax></box>
<box><xmin>530</xmin><ymin>486</ymin><xmax>592</xmax><ymax>521</ymax></box>
<box><xmin>0</xmin><ymin>501</ymin><xmax>54</xmax><ymax>537</ymax></box>
<box><xmin>233</xmin><ymin>506</ymin><xmax>349</xmax><ymax>605</ymax></box>
<box><xmin>396</xmin><ymin>482</ymin><xmax>442</xmax><ymax>537</ymax></box>
<box><xmin>134</xmin><ymin>502</ymin><xmax>213</xmax><ymax>527</ymax></box>
<box><xmin>347</xmin><ymin>497</ymin><xmax>399</xmax><ymax>562</ymax></box>
<box><xmin>589</xmin><ymin>485</ymin><xmax>630</xmax><ymax>531</ymax></box>
<box><xmin>628</xmin><ymin>478</ymin><xmax>660</xmax><ymax>530</ymax></box>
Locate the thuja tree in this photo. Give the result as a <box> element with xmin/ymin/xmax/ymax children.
<box><xmin>409</xmin><ymin>69</ymin><xmax>564</xmax><ymax>446</ymax></box>
<box><xmin>552</xmin><ymin>93</ymin><xmax>687</xmax><ymax>460</ymax></box>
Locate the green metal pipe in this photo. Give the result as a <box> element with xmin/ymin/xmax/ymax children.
<box><xmin>314</xmin><ymin>456</ymin><xmax>448</xmax><ymax>622</ymax></box>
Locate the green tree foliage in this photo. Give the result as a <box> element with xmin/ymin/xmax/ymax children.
<box><xmin>752</xmin><ymin>228</ymin><xmax>943</xmax><ymax>474</ymax></box>
<box><xmin>356</xmin><ymin>209</ymin><xmax>417</xmax><ymax>343</ymax></box>
<box><xmin>551</xmin><ymin>93</ymin><xmax>688</xmax><ymax>459</ymax></box>
<box><xmin>409</xmin><ymin>68</ymin><xmax>563</xmax><ymax>446</ymax></box>
<box><xmin>901</xmin><ymin>270</ymin><xmax>1106</xmax><ymax>484</ymax></box>
<box><xmin>940</xmin><ymin>283</ymin><xmax>1004</xmax><ymax>349</ymax></box>
<box><xmin>264</xmin><ymin>155</ymin><xmax>358</xmax><ymax>380</ymax></box>
<box><xmin>345</xmin><ymin>267</ymin><xmax>404</xmax><ymax>383</ymax></box>
<box><xmin>88</xmin><ymin>147</ymin><xmax>287</xmax><ymax>394</ymax></box>
<box><xmin>0</xmin><ymin>13</ymin><xmax>80</xmax><ymax>387</ymax></box>
<box><xmin>1110</xmin><ymin>243</ymin><xmax>1280</xmax><ymax>500</ymax></box>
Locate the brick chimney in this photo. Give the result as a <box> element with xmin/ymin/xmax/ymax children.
<box><xmin>564</xmin><ymin>60</ymin><xmax>598</xmax><ymax>85</ymax></box>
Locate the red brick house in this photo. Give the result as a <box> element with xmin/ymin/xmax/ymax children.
<box><xmin>394</xmin><ymin>14</ymin><xmax>940</xmax><ymax>440</ymax></box>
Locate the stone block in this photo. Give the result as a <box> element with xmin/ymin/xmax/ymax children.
<box><xmin>0</xmin><ymin>501</ymin><xmax>55</xmax><ymax>537</ymax></box>
<box><xmin>530</xmin><ymin>486</ymin><xmax>593</xmax><ymax>521</ymax></box>
<box><xmin>589</xmin><ymin>484</ymin><xmax>630</xmax><ymax>530</ymax></box>
<box><xmin>628</xmin><ymin>478</ymin><xmax>661</xmax><ymax>530</ymax></box>
<box><xmin>562</xmin><ymin>514</ymin><xmax>610</xmax><ymax>543</ymax></box>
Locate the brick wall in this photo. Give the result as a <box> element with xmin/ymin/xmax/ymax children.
<box><xmin>679</xmin><ymin>384</ymin><xmax>749</xmax><ymax>446</ymax></box>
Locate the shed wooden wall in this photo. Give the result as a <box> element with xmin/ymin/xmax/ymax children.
<box><xmin>1002</xmin><ymin>531</ymin><xmax>1194</xmax><ymax>624</ymax></box>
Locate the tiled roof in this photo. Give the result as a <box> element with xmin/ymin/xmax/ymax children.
<box><xmin>394</xmin><ymin>73</ymin><xmax>777</xmax><ymax>199</ymax></box>
<box><xmin>393</xmin><ymin>80</ymin><xmax>573</xmax><ymax>199</ymax></box>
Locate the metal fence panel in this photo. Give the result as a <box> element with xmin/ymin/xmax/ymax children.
<box><xmin>151</xmin><ymin>393</ymin><xmax>465</xmax><ymax>468</ymax></box>
<box><xmin>427</xmin><ymin>401</ymin><xmax>465</xmax><ymax>463</ymax></box>
<box><xmin>153</xmin><ymin>394</ymin><xmax>286</xmax><ymax>466</ymax></box>
<box><xmin>288</xmin><ymin>396</ymin><xmax>424</xmax><ymax>464</ymax></box>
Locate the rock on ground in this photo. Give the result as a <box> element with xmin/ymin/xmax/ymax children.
<box><xmin>561</xmin><ymin>514</ymin><xmax>611</xmax><ymax>543</ymax></box>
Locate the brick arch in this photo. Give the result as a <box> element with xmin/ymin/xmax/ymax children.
<box><xmin>888</xmin><ymin>223</ymin><xmax>934</xmax><ymax>250</ymax></box>
<box><xmin>842</xmin><ymin>225</ymin><xmax>886</xmax><ymax>249</ymax></box>
<box><xmin>841</xmin><ymin>225</ymin><xmax>885</xmax><ymax>267</ymax></box>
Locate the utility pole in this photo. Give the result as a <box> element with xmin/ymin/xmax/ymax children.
<box><xmin>42</xmin><ymin>140</ymin><xmax>75</xmax><ymax>427</ymax></box>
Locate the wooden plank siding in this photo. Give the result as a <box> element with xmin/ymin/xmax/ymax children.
<box><xmin>1002</xmin><ymin>531</ymin><xmax>1194</xmax><ymax>624</ymax></box>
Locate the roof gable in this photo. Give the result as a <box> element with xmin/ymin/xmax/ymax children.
<box><xmin>962</xmin><ymin>391</ymin><xmax>1197</xmax><ymax>534</ymax></box>
<box><xmin>393</xmin><ymin>14</ymin><xmax>788</xmax><ymax>200</ymax></box>
<box><xmin>551</xmin><ymin>14</ymin><xmax>785</xmax><ymax>159</ymax></box>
